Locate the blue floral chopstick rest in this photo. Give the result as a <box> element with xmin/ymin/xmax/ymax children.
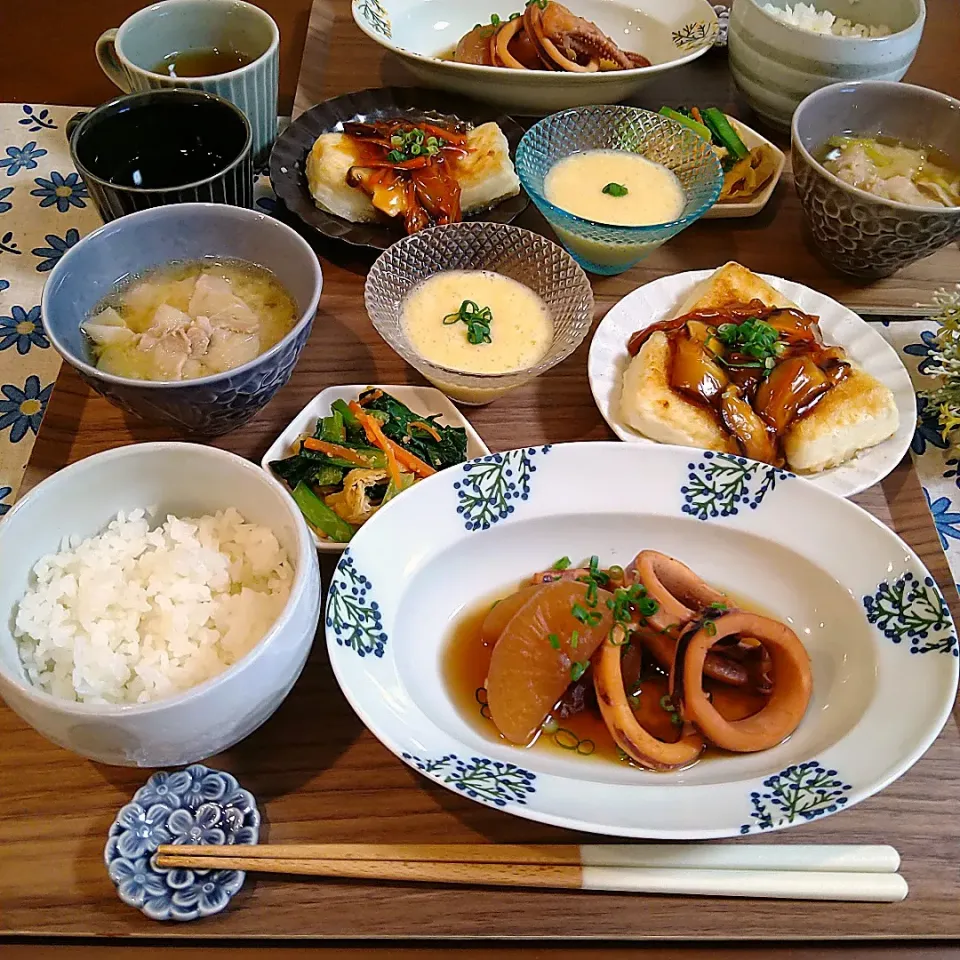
<box><xmin>104</xmin><ymin>764</ymin><xmax>260</xmax><ymax>921</ymax></box>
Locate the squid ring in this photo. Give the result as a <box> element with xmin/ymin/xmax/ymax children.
<box><xmin>633</xmin><ymin>550</ymin><xmax>729</xmax><ymax>630</ymax></box>
<box><xmin>594</xmin><ymin>628</ymin><xmax>705</xmax><ymax>771</ymax></box>
<box><xmin>525</xmin><ymin>4</ymin><xmax>597</xmax><ymax>73</ymax></box>
<box><xmin>494</xmin><ymin>18</ymin><xmax>529</xmax><ymax>70</ymax></box>
<box><xmin>632</xmin><ymin>551</ymin><xmax>751</xmax><ymax>687</ymax></box>
<box><xmin>670</xmin><ymin>611</ymin><xmax>812</xmax><ymax>753</ymax></box>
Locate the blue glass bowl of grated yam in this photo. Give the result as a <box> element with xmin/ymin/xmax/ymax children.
<box><xmin>516</xmin><ymin>105</ymin><xmax>722</xmax><ymax>276</ymax></box>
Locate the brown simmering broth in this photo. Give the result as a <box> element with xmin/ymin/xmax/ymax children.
<box><xmin>152</xmin><ymin>47</ymin><xmax>256</xmax><ymax>78</ymax></box>
<box><xmin>443</xmin><ymin>585</ymin><xmax>771</xmax><ymax>767</ymax></box>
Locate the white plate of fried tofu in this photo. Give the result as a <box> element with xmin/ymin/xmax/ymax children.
<box><xmin>588</xmin><ymin>262</ymin><xmax>914</xmax><ymax>498</ymax></box>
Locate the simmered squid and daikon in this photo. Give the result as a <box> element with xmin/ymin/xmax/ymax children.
<box><xmin>450</xmin><ymin>550</ymin><xmax>812</xmax><ymax>771</ymax></box>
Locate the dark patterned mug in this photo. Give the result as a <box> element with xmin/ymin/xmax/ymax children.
<box><xmin>68</xmin><ymin>88</ymin><xmax>253</xmax><ymax>222</ymax></box>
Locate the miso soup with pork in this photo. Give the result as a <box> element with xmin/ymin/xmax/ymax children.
<box><xmin>82</xmin><ymin>259</ymin><xmax>298</xmax><ymax>381</ymax></box>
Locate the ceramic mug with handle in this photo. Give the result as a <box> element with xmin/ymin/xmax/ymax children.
<box><xmin>96</xmin><ymin>0</ymin><xmax>279</xmax><ymax>168</ymax></box>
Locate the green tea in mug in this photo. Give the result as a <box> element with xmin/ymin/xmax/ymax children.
<box><xmin>152</xmin><ymin>46</ymin><xmax>255</xmax><ymax>78</ymax></box>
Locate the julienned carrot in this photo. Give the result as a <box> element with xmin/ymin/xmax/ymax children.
<box><xmin>349</xmin><ymin>402</ymin><xmax>437</xmax><ymax>480</ymax></box>
<box><xmin>302</xmin><ymin>438</ymin><xmax>371</xmax><ymax>466</ymax></box>
<box><xmin>349</xmin><ymin>402</ymin><xmax>401</xmax><ymax>487</ymax></box>
<box><xmin>409</xmin><ymin>420</ymin><xmax>442</xmax><ymax>443</ymax></box>
<box><xmin>391</xmin><ymin>440</ymin><xmax>437</xmax><ymax>478</ymax></box>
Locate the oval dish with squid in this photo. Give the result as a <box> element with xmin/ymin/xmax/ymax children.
<box><xmin>463</xmin><ymin>550</ymin><xmax>813</xmax><ymax>771</ymax></box>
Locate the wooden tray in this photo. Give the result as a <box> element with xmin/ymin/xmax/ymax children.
<box><xmin>4</xmin><ymin>440</ymin><xmax>960</xmax><ymax>940</ymax></box>
<box><xmin>294</xmin><ymin>2</ymin><xmax>960</xmax><ymax>317</ymax></box>
<box><xmin>4</xmin><ymin>0</ymin><xmax>960</xmax><ymax>942</ymax></box>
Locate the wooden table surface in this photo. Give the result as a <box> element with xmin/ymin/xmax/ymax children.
<box><xmin>5</xmin><ymin>0</ymin><xmax>960</xmax><ymax>955</ymax></box>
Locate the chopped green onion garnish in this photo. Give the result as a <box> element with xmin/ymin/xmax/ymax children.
<box><xmin>570</xmin><ymin>630</ymin><xmax>579</xmax><ymax>649</ymax></box>
<box><xmin>638</xmin><ymin>597</ymin><xmax>659</xmax><ymax>617</ymax></box>
<box><xmin>442</xmin><ymin>299</ymin><xmax>492</xmax><ymax>346</ymax></box>
<box><xmin>570</xmin><ymin>661</ymin><xmax>588</xmax><ymax>682</ymax></box>
<box><xmin>553</xmin><ymin>556</ymin><xmax>571</xmax><ymax>571</ymax></box>
<box><xmin>548</xmin><ymin>633</ymin><xmax>561</xmax><ymax>650</ymax></box>
<box><xmin>704</xmin><ymin>619</ymin><xmax>718</xmax><ymax>637</ymax></box>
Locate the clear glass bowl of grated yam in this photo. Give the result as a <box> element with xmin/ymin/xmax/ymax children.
<box><xmin>0</xmin><ymin>442</ymin><xmax>320</xmax><ymax>767</ymax></box>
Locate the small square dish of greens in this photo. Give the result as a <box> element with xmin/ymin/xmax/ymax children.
<box><xmin>263</xmin><ymin>385</ymin><xmax>489</xmax><ymax>549</ymax></box>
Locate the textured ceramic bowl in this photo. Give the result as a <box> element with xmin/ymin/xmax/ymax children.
<box><xmin>729</xmin><ymin>0</ymin><xmax>925</xmax><ymax>130</ymax></box>
<box><xmin>105</xmin><ymin>764</ymin><xmax>259</xmax><ymax>921</ymax></box>
<box><xmin>364</xmin><ymin>222</ymin><xmax>594</xmax><ymax>405</ymax></box>
<box><xmin>516</xmin><ymin>106</ymin><xmax>722</xmax><ymax>276</ymax></box>
<box><xmin>351</xmin><ymin>0</ymin><xmax>719</xmax><ymax>114</ymax></box>
<box><xmin>792</xmin><ymin>80</ymin><xmax>960</xmax><ymax>278</ymax></box>
<box><xmin>0</xmin><ymin>442</ymin><xmax>321</xmax><ymax>767</ymax></box>
<box><xmin>41</xmin><ymin>203</ymin><xmax>323</xmax><ymax>436</ymax></box>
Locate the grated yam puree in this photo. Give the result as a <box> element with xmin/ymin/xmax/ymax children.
<box><xmin>14</xmin><ymin>508</ymin><xmax>293</xmax><ymax>705</ymax></box>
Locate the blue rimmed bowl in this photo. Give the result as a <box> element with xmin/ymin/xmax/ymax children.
<box><xmin>40</xmin><ymin>202</ymin><xmax>323</xmax><ymax>436</ymax></box>
<box><xmin>516</xmin><ymin>106</ymin><xmax>723</xmax><ymax>276</ymax></box>
<box><xmin>105</xmin><ymin>764</ymin><xmax>260</xmax><ymax>922</ymax></box>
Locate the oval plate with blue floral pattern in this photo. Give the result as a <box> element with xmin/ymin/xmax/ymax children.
<box><xmin>588</xmin><ymin>270</ymin><xmax>915</xmax><ymax>499</ymax></box>
<box><xmin>324</xmin><ymin>442</ymin><xmax>957</xmax><ymax>839</ymax></box>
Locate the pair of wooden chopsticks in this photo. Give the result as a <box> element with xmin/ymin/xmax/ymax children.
<box><xmin>155</xmin><ymin>843</ymin><xmax>908</xmax><ymax>902</ymax></box>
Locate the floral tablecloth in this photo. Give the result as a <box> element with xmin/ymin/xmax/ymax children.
<box><xmin>0</xmin><ymin>103</ymin><xmax>280</xmax><ymax>518</ymax></box>
<box><xmin>0</xmin><ymin>104</ymin><xmax>102</xmax><ymax>517</ymax></box>
<box><xmin>877</xmin><ymin>304</ymin><xmax>960</xmax><ymax>596</ymax></box>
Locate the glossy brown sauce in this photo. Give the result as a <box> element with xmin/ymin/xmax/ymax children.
<box><xmin>626</xmin><ymin>299</ymin><xmax>852</xmax><ymax>466</ymax></box>
<box><xmin>339</xmin><ymin>119</ymin><xmax>469</xmax><ymax>234</ymax></box>
<box><xmin>443</xmin><ymin>585</ymin><xmax>772</xmax><ymax>768</ymax></box>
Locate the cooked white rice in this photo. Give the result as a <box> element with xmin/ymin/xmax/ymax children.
<box><xmin>762</xmin><ymin>3</ymin><xmax>892</xmax><ymax>37</ymax></box>
<box><xmin>14</xmin><ymin>507</ymin><xmax>293</xmax><ymax>705</ymax></box>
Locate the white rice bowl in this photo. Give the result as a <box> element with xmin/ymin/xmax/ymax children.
<box><xmin>14</xmin><ymin>507</ymin><xmax>293</xmax><ymax>705</ymax></box>
<box><xmin>761</xmin><ymin>2</ymin><xmax>892</xmax><ymax>37</ymax></box>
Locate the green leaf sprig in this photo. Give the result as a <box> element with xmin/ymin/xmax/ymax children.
<box><xmin>920</xmin><ymin>286</ymin><xmax>960</xmax><ymax>446</ymax></box>
<box><xmin>443</xmin><ymin>299</ymin><xmax>493</xmax><ymax>345</ymax></box>
<box><xmin>602</xmin><ymin>182</ymin><xmax>629</xmax><ymax>197</ymax></box>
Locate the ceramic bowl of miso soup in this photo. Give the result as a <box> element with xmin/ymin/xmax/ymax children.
<box><xmin>41</xmin><ymin>203</ymin><xmax>323</xmax><ymax>435</ymax></box>
<box><xmin>792</xmin><ymin>80</ymin><xmax>960</xmax><ymax>278</ymax></box>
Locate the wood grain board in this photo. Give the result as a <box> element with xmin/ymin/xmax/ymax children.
<box><xmin>4</xmin><ymin>0</ymin><xmax>960</xmax><ymax>944</ymax></box>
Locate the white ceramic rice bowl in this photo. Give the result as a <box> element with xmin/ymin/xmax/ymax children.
<box><xmin>352</xmin><ymin>0</ymin><xmax>720</xmax><ymax>114</ymax></box>
<box><xmin>0</xmin><ymin>443</ymin><xmax>321</xmax><ymax>767</ymax></box>
<box><xmin>325</xmin><ymin>442</ymin><xmax>957</xmax><ymax>838</ymax></box>
<box><xmin>728</xmin><ymin>0</ymin><xmax>925</xmax><ymax>130</ymax></box>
